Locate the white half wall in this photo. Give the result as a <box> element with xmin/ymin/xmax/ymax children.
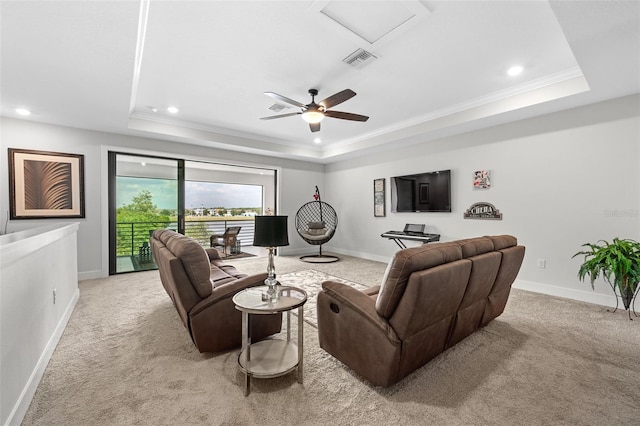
<box><xmin>0</xmin><ymin>223</ymin><xmax>79</xmax><ymax>426</ymax></box>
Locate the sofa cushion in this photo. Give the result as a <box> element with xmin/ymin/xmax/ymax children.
<box><xmin>166</xmin><ymin>234</ymin><xmax>213</xmax><ymax>299</ymax></box>
<box><xmin>456</xmin><ymin>236</ymin><xmax>495</xmax><ymax>258</ymax></box>
<box><xmin>157</xmin><ymin>229</ymin><xmax>176</xmax><ymax>245</ymax></box>
<box><xmin>487</xmin><ymin>235</ymin><xmax>517</xmax><ymax>250</ymax></box>
<box><xmin>376</xmin><ymin>243</ymin><xmax>463</xmax><ymax>318</ymax></box>
<box><xmin>217</xmin><ymin>263</ymin><xmax>247</xmax><ymax>279</ymax></box>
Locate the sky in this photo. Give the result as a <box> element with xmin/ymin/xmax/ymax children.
<box><xmin>116</xmin><ymin>177</ymin><xmax>262</xmax><ymax>210</ymax></box>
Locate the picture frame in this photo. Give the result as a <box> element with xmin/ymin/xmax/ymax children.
<box><xmin>9</xmin><ymin>148</ymin><xmax>85</xmax><ymax>219</ymax></box>
<box><xmin>473</xmin><ymin>170</ymin><xmax>491</xmax><ymax>189</ymax></box>
<box><xmin>374</xmin><ymin>178</ymin><xmax>385</xmax><ymax>217</ymax></box>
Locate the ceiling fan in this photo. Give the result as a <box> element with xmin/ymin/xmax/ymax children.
<box><xmin>260</xmin><ymin>88</ymin><xmax>369</xmax><ymax>132</ymax></box>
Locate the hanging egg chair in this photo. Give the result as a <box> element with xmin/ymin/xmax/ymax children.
<box><xmin>295</xmin><ymin>186</ymin><xmax>339</xmax><ymax>263</ymax></box>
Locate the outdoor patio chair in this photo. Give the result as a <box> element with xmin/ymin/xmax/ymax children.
<box><xmin>210</xmin><ymin>226</ymin><xmax>241</xmax><ymax>255</ymax></box>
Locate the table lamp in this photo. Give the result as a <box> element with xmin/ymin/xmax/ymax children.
<box><xmin>253</xmin><ymin>215</ymin><xmax>289</xmax><ymax>300</ymax></box>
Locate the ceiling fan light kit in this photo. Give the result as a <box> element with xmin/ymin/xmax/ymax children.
<box><xmin>261</xmin><ymin>88</ymin><xmax>368</xmax><ymax>133</ymax></box>
<box><xmin>302</xmin><ymin>110</ymin><xmax>325</xmax><ymax>124</ymax></box>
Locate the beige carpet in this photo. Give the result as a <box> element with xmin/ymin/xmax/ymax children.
<box><xmin>22</xmin><ymin>254</ymin><xmax>640</xmax><ymax>425</ymax></box>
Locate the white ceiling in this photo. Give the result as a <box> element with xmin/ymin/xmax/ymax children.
<box><xmin>2</xmin><ymin>0</ymin><xmax>639</xmax><ymax>163</ymax></box>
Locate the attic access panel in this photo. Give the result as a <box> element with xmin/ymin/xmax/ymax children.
<box><xmin>310</xmin><ymin>0</ymin><xmax>431</xmax><ymax>48</ymax></box>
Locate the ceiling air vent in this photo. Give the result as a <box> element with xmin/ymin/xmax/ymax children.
<box><xmin>343</xmin><ymin>48</ymin><xmax>378</xmax><ymax>68</ymax></box>
<box><xmin>268</xmin><ymin>103</ymin><xmax>290</xmax><ymax>113</ymax></box>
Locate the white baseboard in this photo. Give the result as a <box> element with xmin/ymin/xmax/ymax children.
<box><xmin>326</xmin><ymin>246</ymin><xmax>391</xmax><ymax>264</ymax></box>
<box><xmin>513</xmin><ymin>279</ymin><xmax>619</xmax><ymax>308</ymax></box>
<box><xmin>78</xmin><ymin>269</ymin><xmax>105</xmax><ymax>281</ymax></box>
<box><xmin>5</xmin><ymin>289</ymin><xmax>79</xmax><ymax>426</ymax></box>
<box><xmin>309</xmin><ymin>247</ymin><xmax>625</xmax><ymax>310</ymax></box>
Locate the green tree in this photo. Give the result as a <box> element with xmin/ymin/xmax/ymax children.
<box><xmin>185</xmin><ymin>220</ymin><xmax>208</xmax><ymax>246</ymax></box>
<box><xmin>116</xmin><ymin>190</ymin><xmax>171</xmax><ymax>257</ymax></box>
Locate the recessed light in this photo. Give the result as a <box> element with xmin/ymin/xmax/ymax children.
<box><xmin>314</xmin><ymin>138</ymin><xmax>322</xmax><ymax>144</ymax></box>
<box><xmin>167</xmin><ymin>106</ymin><xmax>179</xmax><ymax>114</ymax></box>
<box><xmin>16</xmin><ymin>108</ymin><xmax>31</xmax><ymax>116</ymax></box>
<box><xmin>141</xmin><ymin>162</ymin><xmax>146</xmax><ymax>167</ymax></box>
<box><xmin>507</xmin><ymin>65</ymin><xmax>524</xmax><ymax>77</ymax></box>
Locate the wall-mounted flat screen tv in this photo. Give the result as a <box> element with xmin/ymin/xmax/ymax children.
<box><xmin>390</xmin><ymin>170</ymin><xmax>451</xmax><ymax>213</ymax></box>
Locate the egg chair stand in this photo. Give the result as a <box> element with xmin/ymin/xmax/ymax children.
<box><xmin>296</xmin><ymin>199</ymin><xmax>339</xmax><ymax>264</ymax></box>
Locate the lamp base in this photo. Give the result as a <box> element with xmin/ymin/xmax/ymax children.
<box><xmin>261</xmin><ymin>247</ymin><xmax>282</xmax><ymax>300</ymax></box>
<box><xmin>262</xmin><ymin>275</ymin><xmax>280</xmax><ymax>301</ymax></box>
<box><xmin>262</xmin><ymin>284</ymin><xmax>280</xmax><ymax>301</ymax></box>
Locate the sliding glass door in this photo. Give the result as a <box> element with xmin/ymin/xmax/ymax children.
<box><xmin>109</xmin><ymin>153</ymin><xmax>182</xmax><ymax>274</ymax></box>
<box><xmin>108</xmin><ymin>152</ymin><xmax>277</xmax><ymax>275</ymax></box>
<box><xmin>184</xmin><ymin>161</ymin><xmax>275</xmax><ymax>257</ymax></box>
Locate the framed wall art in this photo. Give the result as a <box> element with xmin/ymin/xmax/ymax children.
<box><xmin>9</xmin><ymin>148</ymin><xmax>85</xmax><ymax>219</ymax></box>
<box><xmin>374</xmin><ymin>178</ymin><xmax>385</xmax><ymax>217</ymax></box>
<box><xmin>473</xmin><ymin>170</ymin><xmax>491</xmax><ymax>189</ymax></box>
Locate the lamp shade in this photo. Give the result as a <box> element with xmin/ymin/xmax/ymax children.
<box><xmin>253</xmin><ymin>215</ymin><xmax>289</xmax><ymax>247</ymax></box>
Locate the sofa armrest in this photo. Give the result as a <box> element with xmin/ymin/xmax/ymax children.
<box><xmin>321</xmin><ymin>281</ymin><xmax>396</xmax><ymax>339</ymax></box>
<box><xmin>190</xmin><ymin>272</ymin><xmax>268</xmax><ymax>316</ymax></box>
<box><xmin>188</xmin><ymin>271</ymin><xmax>281</xmax><ymax>353</ymax></box>
<box><xmin>318</xmin><ymin>280</ymin><xmax>401</xmax><ymax>387</ymax></box>
<box><xmin>205</xmin><ymin>248</ymin><xmax>222</xmax><ymax>262</ymax></box>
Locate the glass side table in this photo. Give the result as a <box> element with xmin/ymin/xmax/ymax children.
<box><xmin>232</xmin><ymin>285</ymin><xmax>307</xmax><ymax>396</ymax></box>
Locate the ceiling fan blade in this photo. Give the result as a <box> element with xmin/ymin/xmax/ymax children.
<box><xmin>319</xmin><ymin>89</ymin><xmax>356</xmax><ymax>109</ymax></box>
<box><xmin>264</xmin><ymin>92</ymin><xmax>306</xmax><ymax>108</ymax></box>
<box><xmin>324</xmin><ymin>110</ymin><xmax>369</xmax><ymax>122</ymax></box>
<box><xmin>260</xmin><ymin>112</ymin><xmax>301</xmax><ymax>120</ymax></box>
<box><xmin>309</xmin><ymin>122</ymin><xmax>321</xmax><ymax>132</ymax></box>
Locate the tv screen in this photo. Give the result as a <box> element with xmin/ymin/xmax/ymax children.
<box><xmin>390</xmin><ymin>170</ymin><xmax>451</xmax><ymax>213</ymax></box>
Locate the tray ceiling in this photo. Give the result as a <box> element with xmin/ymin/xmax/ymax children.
<box><xmin>2</xmin><ymin>1</ymin><xmax>639</xmax><ymax>163</ymax></box>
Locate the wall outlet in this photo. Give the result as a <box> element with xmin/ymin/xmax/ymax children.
<box><xmin>536</xmin><ymin>259</ymin><xmax>546</xmax><ymax>269</ymax></box>
<box><xmin>53</xmin><ymin>288</ymin><xmax>57</xmax><ymax>304</ymax></box>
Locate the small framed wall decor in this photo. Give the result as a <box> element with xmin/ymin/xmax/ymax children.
<box><xmin>374</xmin><ymin>178</ymin><xmax>385</xmax><ymax>217</ymax></box>
<box><xmin>473</xmin><ymin>170</ymin><xmax>491</xmax><ymax>189</ymax></box>
<box><xmin>9</xmin><ymin>148</ymin><xmax>85</xmax><ymax>219</ymax></box>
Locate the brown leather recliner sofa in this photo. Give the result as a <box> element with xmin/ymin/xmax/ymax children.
<box><xmin>150</xmin><ymin>229</ymin><xmax>281</xmax><ymax>353</ymax></box>
<box><xmin>317</xmin><ymin>235</ymin><xmax>525</xmax><ymax>387</ymax></box>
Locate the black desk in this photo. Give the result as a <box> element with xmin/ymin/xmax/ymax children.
<box><xmin>381</xmin><ymin>231</ymin><xmax>441</xmax><ymax>249</ymax></box>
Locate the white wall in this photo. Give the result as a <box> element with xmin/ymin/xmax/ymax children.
<box><xmin>2</xmin><ymin>95</ymin><xmax>638</xmax><ymax>304</ymax></box>
<box><xmin>325</xmin><ymin>95</ymin><xmax>640</xmax><ymax>306</ymax></box>
<box><xmin>279</xmin><ymin>167</ymin><xmax>326</xmax><ymax>256</ymax></box>
<box><xmin>0</xmin><ymin>118</ymin><xmax>325</xmax><ymax>278</ymax></box>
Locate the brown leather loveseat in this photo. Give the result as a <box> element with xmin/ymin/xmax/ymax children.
<box><xmin>317</xmin><ymin>235</ymin><xmax>525</xmax><ymax>387</ymax></box>
<box><xmin>150</xmin><ymin>229</ymin><xmax>281</xmax><ymax>353</ymax></box>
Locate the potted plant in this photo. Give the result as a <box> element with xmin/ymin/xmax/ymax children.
<box><xmin>573</xmin><ymin>238</ymin><xmax>640</xmax><ymax>315</ymax></box>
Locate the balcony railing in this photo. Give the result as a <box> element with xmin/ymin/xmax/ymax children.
<box><xmin>115</xmin><ymin>219</ymin><xmax>256</xmax><ymax>258</ymax></box>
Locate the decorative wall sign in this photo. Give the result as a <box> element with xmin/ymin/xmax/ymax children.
<box><xmin>9</xmin><ymin>148</ymin><xmax>85</xmax><ymax>219</ymax></box>
<box><xmin>373</xmin><ymin>178</ymin><xmax>385</xmax><ymax>217</ymax></box>
<box><xmin>473</xmin><ymin>170</ymin><xmax>491</xmax><ymax>189</ymax></box>
<box><xmin>463</xmin><ymin>202</ymin><xmax>502</xmax><ymax>220</ymax></box>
